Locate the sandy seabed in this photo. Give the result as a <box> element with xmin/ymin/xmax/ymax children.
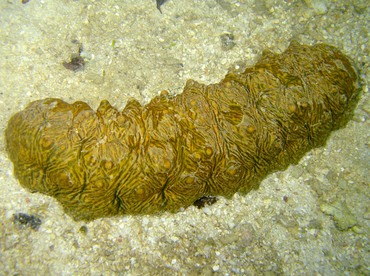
<box><xmin>0</xmin><ymin>0</ymin><xmax>369</xmax><ymax>275</ymax></box>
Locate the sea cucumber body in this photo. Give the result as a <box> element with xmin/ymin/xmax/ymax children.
<box><xmin>5</xmin><ymin>42</ymin><xmax>359</xmax><ymax>221</ymax></box>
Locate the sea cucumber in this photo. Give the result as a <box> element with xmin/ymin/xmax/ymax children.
<box><xmin>5</xmin><ymin>42</ymin><xmax>359</xmax><ymax>221</ymax></box>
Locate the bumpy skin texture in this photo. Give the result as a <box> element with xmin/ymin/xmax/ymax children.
<box><xmin>6</xmin><ymin>42</ymin><xmax>359</xmax><ymax>221</ymax></box>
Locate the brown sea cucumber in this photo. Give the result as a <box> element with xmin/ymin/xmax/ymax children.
<box><xmin>5</xmin><ymin>42</ymin><xmax>359</xmax><ymax>221</ymax></box>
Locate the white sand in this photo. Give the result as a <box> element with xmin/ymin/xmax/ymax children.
<box><xmin>0</xmin><ymin>0</ymin><xmax>369</xmax><ymax>274</ymax></box>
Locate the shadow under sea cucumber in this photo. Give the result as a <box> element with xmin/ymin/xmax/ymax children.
<box><xmin>5</xmin><ymin>41</ymin><xmax>360</xmax><ymax>221</ymax></box>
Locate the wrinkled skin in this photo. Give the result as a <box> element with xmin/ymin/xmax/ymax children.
<box><xmin>5</xmin><ymin>42</ymin><xmax>359</xmax><ymax>221</ymax></box>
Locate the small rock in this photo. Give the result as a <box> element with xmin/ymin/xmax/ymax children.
<box><xmin>220</xmin><ymin>33</ymin><xmax>236</xmax><ymax>51</ymax></box>
<box><xmin>320</xmin><ymin>202</ymin><xmax>357</xmax><ymax>231</ymax></box>
<box><xmin>304</xmin><ymin>0</ymin><xmax>328</xmax><ymax>15</ymax></box>
<box><xmin>13</xmin><ymin>213</ymin><xmax>42</xmax><ymax>230</ymax></box>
